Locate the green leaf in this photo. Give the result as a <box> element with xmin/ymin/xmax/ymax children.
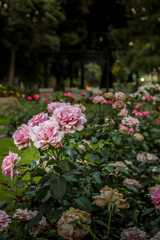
<box><xmin>141</xmin><ymin>208</ymin><xmax>155</xmax><ymax>217</ymax></box>
<box><xmin>92</xmin><ymin>172</ymin><xmax>102</xmax><ymax>184</ymax></box>
<box><xmin>126</xmin><ymin>185</ymin><xmax>138</xmax><ymax>193</ymax></box>
<box><xmin>74</xmin><ymin>196</ymin><xmax>92</xmax><ymax>213</ymax></box>
<box><xmin>0</xmin><ymin>201</ymin><xmax>6</xmax><ymax>208</ymax></box>
<box><xmin>36</xmin><ymin>184</ymin><xmax>50</xmax><ymax>201</ymax></box>
<box><xmin>38</xmin><ymin>173</ymin><xmax>57</xmax><ymax>185</ymax></box>
<box><xmin>31</xmin><ymin>168</ymin><xmax>46</xmax><ymax>177</ymax></box>
<box><xmin>58</xmin><ymin>161</ymin><xmax>70</xmax><ymax>172</ymax></box>
<box><xmin>50</xmin><ymin>178</ymin><xmax>67</xmax><ymax>199</ymax></box>
<box><xmin>62</xmin><ymin>146</ymin><xmax>77</xmax><ymax>162</ymax></box>
<box><xmin>27</xmin><ymin>211</ymin><xmax>43</xmax><ymax>230</ymax></box>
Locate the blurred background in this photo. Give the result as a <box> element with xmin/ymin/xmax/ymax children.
<box><xmin>0</xmin><ymin>0</ymin><xmax>160</xmax><ymax>93</ymax></box>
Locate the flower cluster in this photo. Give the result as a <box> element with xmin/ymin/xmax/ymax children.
<box><xmin>137</xmin><ymin>153</ymin><xmax>159</xmax><ymax>164</ymax></box>
<box><xmin>57</xmin><ymin>207</ymin><xmax>91</xmax><ymax>240</ymax></box>
<box><xmin>93</xmin><ymin>185</ymin><xmax>129</xmax><ymax>211</ymax></box>
<box><xmin>123</xmin><ymin>179</ymin><xmax>141</xmax><ymax>189</ymax></box>
<box><xmin>151</xmin><ymin>231</ymin><xmax>160</xmax><ymax>240</ymax></box>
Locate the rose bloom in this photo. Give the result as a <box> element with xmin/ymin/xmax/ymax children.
<box><xmin>109</xmin><ymin>161</ymin><xmax>128</xmax><ymax>175</ymax></box>
<box><xmin>64</xmin><ymin>92</ymin><xmax>75</xmax><ymax>99</ymax></box>
<box><xmin>79</xmin><ymin>139</ymin><xmax>91</xmax><ymax>151</ymax></box>
<box><xmin>0</xmin><ymin>210</ymin><xmax>12</xmax><ymax>232</ymax></box>
<box><xmin>136</xmin><ymin>153</ymin><xmax>147</xmax><ymax>162</ymax></box>
<box><xmin>93</xmin><ymin>89</ymin><xmax>103</xmax><ymax>96</ymax></box>
<box><xmin>120</xmin><ymin>227</ymin><xmax>147</xmax><ymax>240</ymax></box>
<box><xmin>155</xmin><ymin>118</ymin><xmax>159</xmax><ymax>122</ymax></box>
<box><xmin>121</xmin><ymin>116</ymin><xmax>139</xmax><ymax>130</ymax></box>
<box><xmin>52</xmin><ymin>105</ymin><xmax>87</xmax><ymax>133</ymax></box>
<box><xmin>150</xmin><ymin>231</ymin><xmax>160</xmax><ymax>240</ymax></box>
<box><xmin>118</xmin><ymin>108</ymin><xmax>128</xmax><ymax>117</ymax></box>
<box><xmin>28</xmin><ymin>112</ymin><xmax>48</xmax><ymax>127</ymax></box>
<box><xmin>123</xmin><ymin>179</ymin><xmax>141</xmax><ymax>189</ymax></box>
<box><xmin>92</xmin><ymin>95</ymin><xmax>107</xmax><ymax>104</ymax></box>
<box><xmin>119</xmin><ymin>124</ymin><xmax>134</xmax><ymax>136</ymax></box>
<box><xmin>33</xmin><ymin>94</ymin><xmax>40</xmax><ymax>100</ymax></box>
<box><xmin>47</xmin><ymin>102</ymin><xmax>70</xmax><ymax>114</ymax></box>
<box><xmin>29</xmin><ymin>119</ymin><xmax>64</xmax><ymax>150</ymax></box>
<box><xmin>147</xmin><ymin>153</ymin><xmax>159</xmax><ymax>164</ymax></box>
<box><xmin>57</xmin><ymin>207</ymin><xmax>91</xmax><ymax>240</ymax></box>
<box><xmin>115</xmin><ymin>91</ymin><xmax>126</xmax><ymax>101</ymax></box>
<box><xmin>148</xmin><ymin>185</ymin><xmax>160</xmax><ymax>195</ymax></box>
<box><xmin>27</xmin><ymin>96</ymin><xmax>32</xmax><ymax>100</ymax></box>
<box><xmin>142</xmin><ymin>111</ymin><xmax>150</xmax><ymax>117</ymax></box>
<box><xmin>93</xmin><ymin>185</ymin><xmax>129</xmax><ymax>211</ymax></box>
<box><xmin>134</xmin><ymin>133</ymin><xmax>144</xmax><ymax>141</ymax></box>
<box><xmin>73</xmin><ymin>104</ymin><xmax>86</xmax><ymax>113</ymax></box>
<box><xmin>151</xmin><ymin>185</ymin><xmax>160</xmax><ymax>210</ymax></box>
<box><xmin>104</xmin><ymin>118</ymin><xmax>115</xmax><ymax>127</ymax></box>
<box><xmin>14</xmin><ymin>209</ymin><xmax>47</xmax><ymax>237</ymax></box>
<box><xmin>12</xmin><ymin>124</ymin><xmax>31</xmax><ymax>150</ymax></box>
<box><xmin>112</xmin><ymin>101</ymin><xmax>126</xmax><ymax>110</ymax></box>
<box><xmin>80</xmin><ymin>92</ymin><xmax>87</xmax><ymax>96</ymax></box>
<box><xmin>1</xmin><ymin>151</ymin><xmax>21</xmax><ymax>180</ymax></box>
<box><xmin>104</xmin><ymin>92</ymin><xmax>115</xmax><ymax>100</ymax></box>
<box><xmin>136</xmin><ymin>103</ymin><xmax>142</xmax><ymax>110</ymax></box>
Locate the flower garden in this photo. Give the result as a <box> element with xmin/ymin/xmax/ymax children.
<box><xmin>0</xmin><ymin>85</ymin><xmax>160</xmax><ymax>240</ymax></box>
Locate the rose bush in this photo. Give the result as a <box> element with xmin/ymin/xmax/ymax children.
<box><xmin>0</xmin><ymin>85</ymin><xmax>160</xmax><ymax>239</ymax></box>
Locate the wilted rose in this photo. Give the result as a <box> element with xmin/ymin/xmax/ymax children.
<box><xmin>120</xmin><ymin>227</ymin><xmax>147</xmax><ymax>240</ymax></box>
<box><xmin>57</xmin><ymin>207</ymin><xmax>91</xmax><ymax>240</ymax></box>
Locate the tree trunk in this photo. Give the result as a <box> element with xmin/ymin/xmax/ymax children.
<box><xmin>80</xmin><ymin>60</ymin><xmax>85</xmax><ymax>89</ymax></box>
<box><xmin>7</xmin><ymin>49</ymin><xmax>16</xmax><ymax>86</ymax></box>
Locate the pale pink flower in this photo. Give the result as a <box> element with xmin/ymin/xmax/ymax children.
<box><xmin>13</xmin><ymin>124</ymin><xmax>31</xmax><ymax>150</ymax></box>
<box><xmin>137</xmin><ymin>112</ymin><xmax>143</xmax><ymax>117</ymax></box>
<box><xmin>104</xmin><ymin>118</ymin><xmax>115</xmax><ymax>127</ymax></box>
<box><xmin>151</xmin><ymin>185</ymin><xmax>160</xmax><ymax>210</ymax></box>
<box><xmin>132</xmin><ymin>110</ymin><xmax>137</xmax><ymax>115</ymax></box>
<box><xmin>120</xmin><ymin>227</ymin><xmax>147</xmax><ymax>240</ymax></box>
<box><xmin>119</xmin><ymin>124</ymin><xmax>134</xmax><ymax>135</ymax></box>
<box><xmin>33</xmin><ymin>94</ymin><xmax>40</xmax><ymax>100</ymax></box>
<box><xmin>13</xmin><ymin>209</ymin><xmax>34</xmax><ymax>221</ymax></box>
<box><xmin>92</xmin><ymin>95</ymin><xmax>107</xmax><ymax>104</ymax></box>
<box><xmin>1</xmin><ymin>151</ymin><xmax>21</xmax><ymax>180</ymax></box>
<box><xmin>115</xmin><ymin>92</ymin><xmax>126</xmax><ymax>101</ymax></box>
<box><xmin>47</xmin><ymin>102</ymin><xmax>70</xmax><ymax>114</ymax></box>
<box><xmin>52</xmin><ymin>105</ymin><xmax>87</xmax><ymax>133</ymax></box>
<box><xmin>109</xmin><ymin>161</ymin><xmax>127</xmax><ymax>175</ymax></box>
<box><xmin>122</xmin><ymin>116</ymin><xmax>139</xmax><ymax>130</ymax></box>
<box><xmin>123</xmin><ymin>179</ymin><xmax>141</xmax><ymax>189</ymax></box>
<box><xmin>0</xmin><ymin>210</ymin><xmax>12</xmax><ymax>232</ymax></box>
<box><xmin>28</xmin><ymin>113</ymin><xmax>48</xmax><ymax>127</ymax></box>
<box><xmin>134</xmin><ymin>133</ymin><xmax>144</xmax><ymax>141</ymax></box>
<box><xmin>118</xmin><ymin>108</ymin><xmax>128</xmax><ymax>117</ymax></box>
<box><xmin>150</xmin><ymin>231</ymin><xmax>160</xmax><ymax>240</ymax></box>
<box><xmin>79</xmin><ymin>139</ymin><xmax>91</xmax><ymax>151</ymax></box>
<box><xmin>93</xmin><ymin>89</ymin><xmax>103</xmax><ymax>96</ymax></box>
<box><xmin>29</xmin><ymin>119</ymin><xmax>64</xmax><ymax>150</ymax></box>
<box><xmin>136</xmin><ymin>153</ymin><xmax>147</xmax><ymax>162</ymax></box>
<box><xmin>27</xmin><ymin>211</ymin><xmax>47</xmax><ymax>237</ymax></box>
<box><xmin>14</xmin><ymin>209</ymin><xmax>47</xmax><ymax>237</ymax></box>
<box><xmin>21</xmin><ymin>94</ymin><xmax>25</xmax><ymax>98</ymax></box>
<box><xmin>147</xmin><ymin>153</ymin><xmax>159</xmax><ymax>164</ymax></box>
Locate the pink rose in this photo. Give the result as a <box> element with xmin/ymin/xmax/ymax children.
<box><xmin>47</xmin><ymin>102</ymin><xmax>70</xmax><ymax>114</ymax></box>
<box><xmin>0</xmin><ymin>210</ymin><xmax>12</xmax><ymax>232</ymax></box>
<box><xmin>1</xmin><ymin>151</ymin><xmax>21</xmax><ymax>180</ymax></box>
<box><xmin>136</xmin><ymin>153</ymin><xmax>147</xmax><ymax>162</ymax></box>
<box><xmin>142</xmin><ymin>111</ymin><xmax>150</xmax><ymax>117</ymax></box>
<box><xmin>151</xmin><ymin>186</ymin><xmax>160</xmax><ymax>210</ymax></box>
<box><xmin>150</xmin><ymin>96</ymin><xmax>154</xmax><ymax>101</ymax></box>
<box><xmin>44</xmin><ymin>98</ymin><xmax>48</xmax><ymax>101</ymax></box>
<box><xmin>28</xmin><ymin>113</ymin><xmax>48</xmax><ymax>127</ymax></box>
<box><xmin>13</xmin><ymin>124</ymin><xmax>31</xmax><ymax>150</ymax></box>
<box><xmin>108</xmin><ymin>161</ymin><xmax>127</xmax><ymax>175</ymax></box>
<box><xmin>13</xmin><ymin>209</ymin><xmax>34</xmax><ymax>221</ymax></box>
<box><xmin>118</xmin><ymin>108</ymin><xmax>128</xmax><ymax>117</ymax></box>
<box><xmin>64</xmin><ymin>92</ymin><xmax>75</xmax><ymax>99</ymax></box>
<box><xmin>21</xmin><ymin>94</ymin><xmax>25</xmax><ymax>98</ymax></box>
<box><xmin>27</xmin><ymin>96</ymin><xmax>32</xmax><ymax>100</ymax></box>
<box><xmin>123</xmin><ymin>179</ymin><xmax>141</xmax><ymax>189</ymax></box>
<box><xmin>93</xmin><ymin>96</ymin><xmax>107</xmax><ymax>104</ymax></box>
<box><xmin>29</xmin><ymin>119</ymin><xmax>64</xmax><ymax>149</ymax></box>
<box><xmin>33</xmin><ymin>94</ymin><xmax>40</xmax><ymax>100</ymax></box>
<box><xmin>52</xmin><ymin>105</ymin><xmax>87</xmax><ymax>133</ymax></box>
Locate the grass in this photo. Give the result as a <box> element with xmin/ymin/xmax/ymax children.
<box><xmin>0</xmin><ymin>138</ymin><xmax>39</xmax><ymax>202</ymax></box>
<box><xmin>0</xmin><ymin>116</ymin><xmax>7</xmax><ymax>125</ymax></box>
